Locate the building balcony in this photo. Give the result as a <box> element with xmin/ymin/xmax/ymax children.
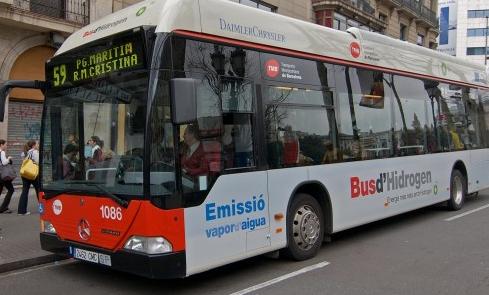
<box><xmin>312</xmin><ymin>0</ymin><xmax>376</xmax><ymax>16</ymax></box>
<box><xmin>397</xmin><ymin>0</ymin><xmax>438</xmax><ymax>29</ymax></box>
<box><xmin>312</xmin><ymin>0</ymin><xmax>386</xmax><ymax>32</ymax></box>
<box><xmin>0</xmin><ymin>0</ymin><xmax>89</xmax><ymax>33</ymax></box>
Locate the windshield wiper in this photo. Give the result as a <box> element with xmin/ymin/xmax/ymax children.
<box><xmin>43</xmin><ymin>181</ymin><xmax>129</xmax><ymax>208</ymax></box>
<box><xmin>44</xmin><ymin>189</ymin><xmax>88</xmax><ymax>200</ymax></box>
<box><xmin>84</xmin><ymin>183</ymin><xmax>129</xmax><ymax>208</ymax></box>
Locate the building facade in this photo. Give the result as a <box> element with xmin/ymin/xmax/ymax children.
<box><xmin>438</xmin><ymin>0</ymin><xmax>489</xmax><ymax>66</ymax></box>
<box><xmin>0</xmin><ymin>0</ymin><xmax>89</xmax><ymax>174</ymax></box>
<box><xmin>229</xmin><ymin>0</ymin><xmax>314</xmax><ymax>21</ymax></box>
<box><xmin>314</xmin><ymin>0</ymin><xmax>439</xmax><ymax>48</ymax></box>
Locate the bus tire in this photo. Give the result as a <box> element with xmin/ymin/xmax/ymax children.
<box><xmin>282</xmin><ymin>193</ymin><xmax>324</xmax><ymax>261</ymax></box>
<box><xmin>447</xmin><ymin>169</ymin><xmax>466</xmax><ymax>211</ymax></box>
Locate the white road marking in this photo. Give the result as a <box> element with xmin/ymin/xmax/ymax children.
<box><xmin>229</xmin><ymin>261</ymin><xmax>330</xmax><ymax>295</ymax></box>
<box><xmin>0</xmin><ymin>259</ymin><xmax>76</xmax><ymax>279</ymax></box>
<box><xmin>445</xmin><ymin>204</ymin><xmax>489</xmax><ymax>221</ymax></box>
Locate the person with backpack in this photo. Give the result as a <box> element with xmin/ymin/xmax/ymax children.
<box><xmin>17</xmin><ymin>140</ymin><xmax>40</xmax><ymax>215</ymax></box>
<box><xmin>0</xmin><ymin>139</ymin><xmax>15</xmax><ymax>214</ymax></box>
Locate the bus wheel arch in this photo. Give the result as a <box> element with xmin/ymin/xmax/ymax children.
<box><xmin>452</xmin><ymin>160</ymin><xmax>467</xmax><ymax>182</ymax></box>
<box><xmin>281</xmin><ymin>181</ymin><xmax>332</xmax><ymax>260</ymax></box>
<box><xmin>448</xmin><ymin>161</ymin><xmax>467</xmax><ymax>211</ymax></box>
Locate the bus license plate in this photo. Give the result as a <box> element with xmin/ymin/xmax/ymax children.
<box><xmin>72</xmin><ymin>248</ymin><xmax>111</xmax><ymax>266</ymax></box>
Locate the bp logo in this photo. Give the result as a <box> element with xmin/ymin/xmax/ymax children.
<box><xmin>136</xmin><ymin>6</ymin><xmax>146</xmax><ymax>16</ymax></box>
<box><xmin>433</xmin><ymin>185</ymin><xmax>438</xmax><ymax>195</ymax></box>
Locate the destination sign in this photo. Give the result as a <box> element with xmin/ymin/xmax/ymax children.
<box><xmin>48</xmin><ymin>32</ymin><xmax>145</xmax><ymax>87</ymax></box>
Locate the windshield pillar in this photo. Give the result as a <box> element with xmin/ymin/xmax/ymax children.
<box><xmin>49</xmin><ymin>105</ymin><xmax>63</xmax><ymax>181</ymax></box>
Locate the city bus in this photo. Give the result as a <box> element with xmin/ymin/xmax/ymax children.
<box><xmin>1</xmin><ymin>0</ymin><xmax>489</xmax><ymax>279</ymax></box>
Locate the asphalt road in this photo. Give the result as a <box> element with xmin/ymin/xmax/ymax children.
<box><xmin>2</xmin><ymin>192</ymin><xmax>489</xmax><ymax>295</ymax></box>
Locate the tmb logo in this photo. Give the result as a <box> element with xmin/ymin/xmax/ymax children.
<box><xmin>265</xmin><ymin>59</ymin><xmax>280</xmax><ymax>78</ymax></box>
<box><xmin>350</xmin><ymin>42</ymin><xmax>361</xmax><ymax>58</ymax></box>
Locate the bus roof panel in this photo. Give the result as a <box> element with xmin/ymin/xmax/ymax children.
<box><xmin>55</xmin><ymin>0</ymin><xmax>201</xmax><ymax>56</ymax></box>
<box><xmin>56</xmin><ymin>0</ymin><xmax>488</xmax><ymax>87</ymax></box>
<box><xmin>349</xmin><ymin>28</ymin><xmax>487</xmax><ymax>88</ymax></box>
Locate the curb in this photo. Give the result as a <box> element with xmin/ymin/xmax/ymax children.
<box><xmin>0</xmin><ymin>254</ymin><xmax>69</xmax><ymax>274</ymax></box>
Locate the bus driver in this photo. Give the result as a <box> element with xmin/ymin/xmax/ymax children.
<box><xmin>181</xmin><ymin>125</ymin><xmax>208</xmax><ymax>177</ymax></box>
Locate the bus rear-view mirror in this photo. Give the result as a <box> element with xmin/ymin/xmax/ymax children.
<box><xmin>0</xmin><ymin>80</ymin><xmax>48</xmax><ymax>122</ymax></box>
<box><xmin>170</xmin><ymin>78</ymin><xmax>197</xmax><ymax>124</ymax></box>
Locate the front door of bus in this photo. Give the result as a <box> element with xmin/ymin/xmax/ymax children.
<box><xmin>181</xmin><ymin>77</ymin><xmax>271</xmax><ymax>274</ymax></box>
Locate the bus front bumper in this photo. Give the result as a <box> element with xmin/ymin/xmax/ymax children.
<box><xmin>40</xmin><ymin>233</ymin><xmax>186</xmax><ymax>279</ymax></box>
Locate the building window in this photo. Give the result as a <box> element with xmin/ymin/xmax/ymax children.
<box><xmin>467</xmin><ymin>28</ymin><xmax>489</xmax><ymax>37</ymax></box>
<box><xmin>30</xmin><ymin>0</ymin><xmax>64</xmax><ymax>18</ymax></box>
<box><xmin>467</xmin><ymin>47</ymin><xmax>488</xmax><ymax>55</ymax></box>
<box><xmin>468</xmin><ymin>10</ymin><xmax>489</xmax><ymax>18</ymax></box>
<box><xmin>333</xmin><ymin>12</ymin><xmax>373</xmax><ymax>32</ymax></box>
<box><xmin>400</xmin><ymin>24</ymin><xmax>407</xmax><ymax>41</ymax></box>
<box><xmin>232</xmin><ymin>0</ymin><xmax>277</xmax><ymax>12</ymax></box>
<box><xmin>379</xmin><ymin>13</ymin><xmax>387</xmax><ymax>23</ymax></box>
<box><xmin>334</xmin><ymin>13</ymin><xmax>347</xmax><ymax>31</ymax></box>
<box><xmin>347</xmin><ymin>19</ymin><xmax>359</xmax><ymax>29</ymax></box>
<box><xmin>417</xmin><ymin>34</ymin><xmax>424</xmax><ymax>46</ymax></box>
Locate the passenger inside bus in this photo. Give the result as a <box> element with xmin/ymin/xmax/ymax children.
<box><xmin>222</xmin><ymin>113</ymin><xmax>254</xmax><ymax>169</ymax></box>
<box><xmin>282</xmin><ymin>126</ymin><xmax>299</xmax><ymax>166</ymax></box>
<box><xmin>87</xmin><ymin>136</ymin><xmax>104</xmax><ymax>164</ymax></box>
<box><xmin>180</xmin><ymin>124</ymin><xmax>209</xmax><ymax>177</ymax></box>
<box><xmin>62</xmin><ymin>144</ymin><xmax>79</xmax><ymax>180</ymax></box>
<box><xmin>322</xmin><ymin>142</ymin><xmax>341</xmax><ymax>163</ymax></box>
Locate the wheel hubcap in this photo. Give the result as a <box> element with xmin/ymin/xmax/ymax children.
<box><xmin>453</xmin><ymin>176</ymin><xmax>463</xmax><ymax>205</ymax></box>
<box><xmin>292</xmin><ymin>205</ymin><xmax>321</xmax><ymax>251</ymax></box>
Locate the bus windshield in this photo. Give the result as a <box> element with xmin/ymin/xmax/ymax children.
<box><xmin>41</xmin><ymin>71</ymin><xmax>151</xmax><ymax>198</ymax></box>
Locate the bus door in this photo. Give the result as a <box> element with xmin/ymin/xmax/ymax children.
<box><xmin>174</xmin><ymin>75</ymin><xmax>270</xmax><ymax>273</ymax></box>
<box><xmin>465</xmin><ymin>88</ymin><xmax>489</xmax><ymax>189</ymax></box>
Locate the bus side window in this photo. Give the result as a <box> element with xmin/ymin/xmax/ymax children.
<box><xmin>464</xmin><ymin>87</ymin><xmax>482</xmax><ymax>149</ymax></box>
<box><xmin>477</xmin><ymin>90</ymin><xmax>489</xmax><ymax>148</ymax></box>
<box><xmin>390</xmin><ymin>75</ymin><xmax>428</xmax><ymax>156</ymax></box>
<box><xmin>264</xmin><ymin>86</ymin><xmax>334</xmax><ymax>168</ymax></box>
<box><xmin>221</xmin><ymin>79</ymin><xmax>255</xmax><ymax>170</ymax></box>
<box><xmin>222</xmin><ymin>114</ymin><xmax>254</xmax><ymax>169</ymax></box>
<box><xmin>335</xmin><ymin>67</ymin><xmax>393</xmax><ymax>161</ymax></box>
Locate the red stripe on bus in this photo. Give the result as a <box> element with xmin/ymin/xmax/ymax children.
<box><xmin>173</xmin><ymin>30</ymin><xmax>489</xmax><ymax>90</ymax></box>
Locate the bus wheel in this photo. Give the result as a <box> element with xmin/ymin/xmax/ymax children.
<box><xmin>282</xmin><ymin>193</ymin><xmax>324</xmax><ymax>260</ymax></box>
<box><xmin>447</xmin><ymin>170</ymin><xmax>466</xmax><ymax>211</ymax></box>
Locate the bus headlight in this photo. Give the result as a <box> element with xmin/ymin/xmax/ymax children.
<box><xmin>123</xmin><ymin>236</ymin><xmax>172</xmax><ymax>254</ymax></box>
<box><xmin>42</xmin><ymin>220</ymin><xmax>57</xmax><ymax>234</ymax></box>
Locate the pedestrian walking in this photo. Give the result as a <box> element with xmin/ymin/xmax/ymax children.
<box><xmin>17</xmin><ymin>140</ymin><xmax>40</xmax><ymax>215</ymax></box>
<box><xmin>0</xmin><ymin>139</ymin><xmax>15</xmax><ymax>214</ymax></box>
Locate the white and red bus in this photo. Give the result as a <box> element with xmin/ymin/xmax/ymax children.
<box><xmin>1</xmin><ymin>0</ymin><xmax>489</xmax><ymax>279</ymax></box>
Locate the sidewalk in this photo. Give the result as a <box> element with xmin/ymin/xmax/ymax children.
<box><xmin>0</xmin><ymin>189</ymin><xmax>65</xmax><ymax>273</ymax></box>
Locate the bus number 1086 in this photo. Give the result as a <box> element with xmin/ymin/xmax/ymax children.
<box><xmin>100</xmin><ymin>206</ymin><xmax>122</xmax><ymax>221</ymax></box>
